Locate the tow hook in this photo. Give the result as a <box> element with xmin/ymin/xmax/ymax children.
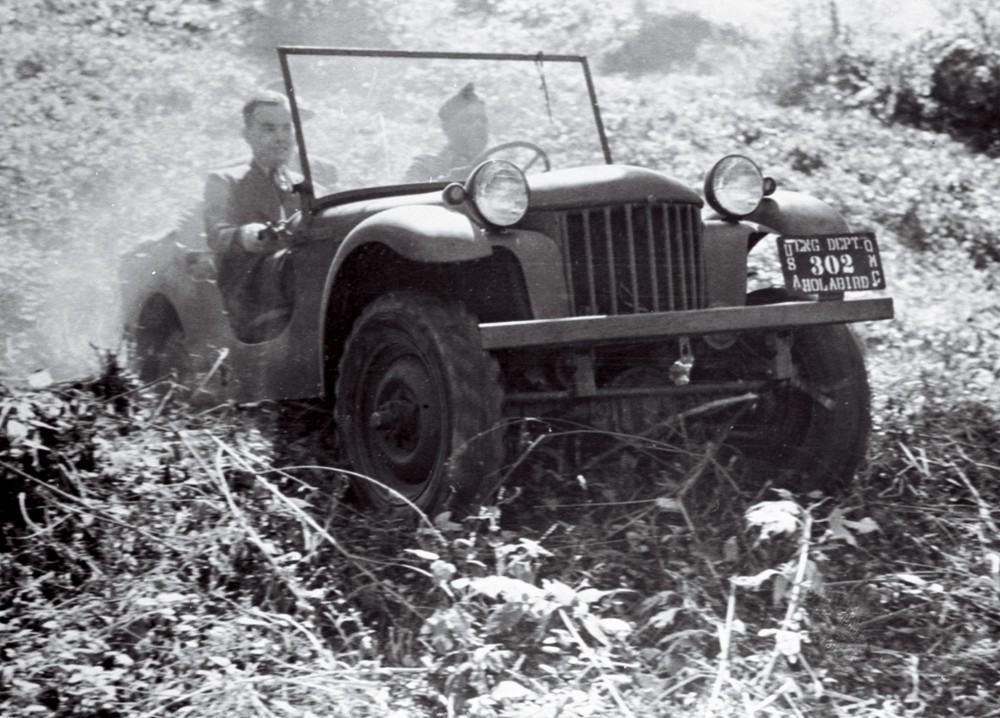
<box><xmin>669</xmin><ymin>337</ymin><xmax>695</xmax><ymax>385</ymax></box>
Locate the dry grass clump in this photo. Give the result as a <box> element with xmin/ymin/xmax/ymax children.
<box><xmin>0</xmin><ymin>362</ymin><xmax>414</xmax><ymax>717</ymax></box>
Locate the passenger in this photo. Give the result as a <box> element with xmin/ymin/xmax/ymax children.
<box><xmin>203</xmin><ymin>90</ymin><xmax>301</xmax><ymax>343</ymax></box>
<box><xmin>405</xmin><ymin>82</ymin><xmax>490</xmax><ymax>182</ymax></box>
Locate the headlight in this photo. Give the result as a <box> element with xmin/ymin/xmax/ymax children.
<box><xmin>704</xmin><ymin>155</ymin><xmax>764</xmax><ymax>219</ymax></box>
<box><xmin>468</xmin><ymin>160</ymin><xmax>529</xmax><ymax>227</ymax></box>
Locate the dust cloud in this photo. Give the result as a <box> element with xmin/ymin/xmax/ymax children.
<box><xmin>1</xmin><ymin>65</ymin><xmax>258</xmax><ymax>386</ymax></box>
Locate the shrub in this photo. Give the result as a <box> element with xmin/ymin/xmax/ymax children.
<box><xmin>760</xmin><ymin>0</ymin><xmax>1000</xmax><ymax>156</ymax></box>
<box><xmin>888</xmin><ymin>33</ymin><xmax>1000</xmax><ymax>154</ymax></box>
<box><xmin>756</xmin><ymin>0</ymin><xmax>881</xmax><ymax>109</ymax></box>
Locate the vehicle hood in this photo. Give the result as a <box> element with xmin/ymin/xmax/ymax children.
<box><xmin>311</xmin><ymin>164</ymin><xmax>703</xmax><ymax>236</ymax></box>
<box><xmin>526</xmin><ymin>165</ymin><xmax>703</xmax><ymax>210</ymax></box>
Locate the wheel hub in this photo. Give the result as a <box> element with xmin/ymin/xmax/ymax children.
<box><xmin>365</xmin><ymin>355</ymin><xmax>443</xmax><ymax>484</ymax></box>
<box><xmin>370</xmin><ymin>396</ymin><xmax>420</xmax><ymax>446</ymax></box>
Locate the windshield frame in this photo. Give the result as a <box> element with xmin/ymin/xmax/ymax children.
<box><xmin>277</xmin><ymin>46</ymin><xmax>612</xmax><ymax>208</ymax></box>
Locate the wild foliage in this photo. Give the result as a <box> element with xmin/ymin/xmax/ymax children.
<box><xmin>3</xmin><ymin>350</ymin><xmax>998</xmax><ymax>716</ymax></box>
<box><xmin>759</xmin><ymin>0</ymin><xmax>1000</xmax><ymax>156</ymax></box>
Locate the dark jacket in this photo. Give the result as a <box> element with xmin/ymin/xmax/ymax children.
<box><xmin>203</xmin><ymin>161</ymin><xmax>301</xmax><ymax>338</ymax></box>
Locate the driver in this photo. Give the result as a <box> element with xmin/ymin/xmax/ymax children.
<box><xmin>204</xmin><ymin>89</ymin><xmax>301</xmax><ymax>343</ymax></box>
<box><xmin>404</xmin><ymin>82</ymin><xmax>489</xmax><ymax>183</ymax></box>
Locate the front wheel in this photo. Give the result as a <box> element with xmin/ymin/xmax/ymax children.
<box><xmin>711</xmin><ymin>288</ymin><xmax>872</xmax><ymax>491</ymax></box>
<box><xmin>334</xmin><ymin>292</ymin><xmax>504</xmax><ymax>515</ymax></box>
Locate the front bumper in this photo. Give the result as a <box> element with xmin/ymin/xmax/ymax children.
<box><xmin>478</xmin><ymin>297</ymin><xmax>894</xmax><ymax>350</ymax></box>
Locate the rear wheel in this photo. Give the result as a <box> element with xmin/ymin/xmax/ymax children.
<box><xmin>132</xmin><ymin>300</ymin><xmax>192</xmax><ymax>391</ymax></box>
<box><xmin>712</xmin><ymin>288</ymin><xmax>872</xmax><ymax>491</ymax></box>
<box><xmin>334</xmin><ymin>291</ymin><xmax>504</xmax><ymax>515</ymax></box>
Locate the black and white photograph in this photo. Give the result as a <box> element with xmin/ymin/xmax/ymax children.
<box><xmin>1</xmin><ymin>1</ymin><xmax>998</xmax><ymax>715</ymax></box>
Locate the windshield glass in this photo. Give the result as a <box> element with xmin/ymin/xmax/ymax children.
<box><xmin>280</xmin><ymin>49</ymin><xmax>610</xmax><ymax>196</ymax></box>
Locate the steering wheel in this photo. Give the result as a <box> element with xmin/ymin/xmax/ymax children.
<box><xmin>472</xmin><ymin>141</ymin><xmax>551</xmax><ymax>173</ymax></box>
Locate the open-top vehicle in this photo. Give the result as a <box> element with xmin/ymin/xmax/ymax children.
<box><xmin>120</xmin><ymin>47</ymin><xmax>894</xmax><ymax>514</ymax></box>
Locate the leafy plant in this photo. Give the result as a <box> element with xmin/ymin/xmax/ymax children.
<box><xmin>728</xmin><ymin>495</ymin><xmax>880</xmax><ymax>689</ymax></box>
<box><xmin>760</xmin><ymin>0</ymin><xmax>1000</xmax><ymax>156</ymax></box>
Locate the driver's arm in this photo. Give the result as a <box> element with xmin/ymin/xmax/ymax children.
<box><xmin>203</xmin><ymin>172</ymin><xmax>267</xmax><ymax>254</ymax></box>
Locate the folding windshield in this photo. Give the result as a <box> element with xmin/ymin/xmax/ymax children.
<box><xmin>278</xmin><ymin>48</ymin><xmax>612</xmax><ymax>198</ymax></box>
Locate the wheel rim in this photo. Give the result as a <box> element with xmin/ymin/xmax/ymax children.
<box><xmin>358</xmin><ymin>339</ymin><xmax>448</xmax><ymax>495</ymax></box>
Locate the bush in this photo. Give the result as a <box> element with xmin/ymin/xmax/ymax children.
<box><xmin>888</xmin><ymin>33</ymin><xmax>1000</xmax><ymax>154</ymax></box>
<box><xmin>756</xmin><ymin>0</ymin><xmax>881</xmax><ymax>108</ymax></box>
<box><xmin>760</xmin><ymin>1</ymin><xmax>1000</xmax><ymax>156</ymax></box>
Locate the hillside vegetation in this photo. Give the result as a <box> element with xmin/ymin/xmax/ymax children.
<box><xmin>2</xmin><ymin>1</ymin><xmax>1000</xmax><ymax>716</ymax></box>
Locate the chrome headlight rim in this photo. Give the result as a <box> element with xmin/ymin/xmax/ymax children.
<box><xmin>704</xmin><ymin>154</ymin><xmax>765</xmax><ymax>220</ymax></box>
<box><xmin>466</xmin><ymin>159</ymin><xmax>530</xmax><ymax>228</ymax></box>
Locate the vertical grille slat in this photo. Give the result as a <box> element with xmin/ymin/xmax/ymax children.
<box><xmin>660</xmin><ymin>205</ymin><xmax>677</xmax><ymax>310</ymax></box>
<box><xmin>684</xmin><ymin>204</ymin><xmax>704</xmax><ymax>307</ymax></box>
<box><xmin>603</xmin><ymin>208</ymin><xmax>617</xmax><ymax>314</ymax></box>
<box><xmin>673</xmin><ymin>204</ymin><xmax>688</xmax><ymax>310</ymax></box>
<box><xmin>643</xmin><ymin>205</ymin><xmax>660</xmax><ymax>312</ymax></box>
<box><xmin>582</xmin><ymin>213</ymin><xmax>597</xmax><ymax>314</ymax></box>
<box><xmin>624</xmin><ymin>209</ymin><xmax>641</xmax><ymax>314</ymax></box>
<box><xmin>559</xmin><ymin>212</ymin><xmax>577</xmax><ymax>314</ymax></box>
<box><xmin>553</xmin><ymin>202</ymin><xmax>704</xmax><ymax>317</ymax></box>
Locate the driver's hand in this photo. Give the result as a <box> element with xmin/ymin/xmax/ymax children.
<box><xmin>237</xmin><ymin>223</ymin><xmax>270</xmax><ymax>253</ymax></box>
<box><xmin>285</xmin><ymin>212</ymin><xmax>302</xmax><ymax>234</ymax></box>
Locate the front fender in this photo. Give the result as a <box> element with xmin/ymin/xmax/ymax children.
<box><xmin>741</xmin><ymin>189</ymin><xmax>850</xmax><ymax>236</ymax></box>
<box><xmin>332</xmin><ymin>205</ymin><xmax>492</xmax><ymax>267</ymax></box>
<box><xmin>701</xmin><ymin>190</ymin><xmax>850</xmax><ymax>305</ymax></box>
<box><xmin>318</xmin><ymin>205</ymin><xmax>496</xmax><ymax>393</ymax></box>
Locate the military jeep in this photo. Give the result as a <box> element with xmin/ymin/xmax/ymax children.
<box><xmin>120</xmin><ymin>48</ymin><xmax>894</xmax><ymax>514</ymax></box>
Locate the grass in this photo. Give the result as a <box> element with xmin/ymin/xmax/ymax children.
<box><xmin>2</xmin><ymin>332</ymin><xmax>998</xmax><ymax>716</ymax></box>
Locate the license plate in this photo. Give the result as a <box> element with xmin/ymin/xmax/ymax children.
<box><xmin>776</xmin><ymin>232</ymin><xmax>886</xmax><ymax>294</ymax></box>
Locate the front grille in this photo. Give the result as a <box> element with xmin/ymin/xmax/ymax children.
<box><xmin>556</xmin><ymin>202</ymin><xmax>706</xmax><ymax>316</ymax></box>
